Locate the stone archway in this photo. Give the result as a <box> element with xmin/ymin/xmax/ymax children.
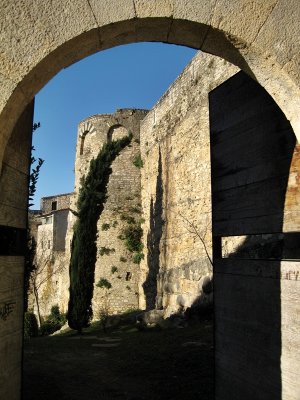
<box><xmin>0</xmin><ymin>2</ymin><xmax>299</xmax><ymax>399</ymax></box>
<box><xmin>0</xmin><ymin>1</ymin><xmax>299</xmax><ymax>167</ymax></box>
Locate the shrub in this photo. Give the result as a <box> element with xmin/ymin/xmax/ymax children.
<box><xmin>120</xmin><ymin>214</ymin><xmax>135</xmax><ymax>224</ymax></box>
<box><xmin>133</xmin><ymin>252</ymin><xmax>144</xmax><ymax>264</ymax></box>
<box><xmin>96</xmin><ymin>278</ymin><xmax>112</xmax><ymax>333</ymax></box>
<box><xmin>96</xmin><ymin>278</ymin><xmax>112</xmax><ymax>290</ymax></box>
<box><xmin>24</xmin><ymin>312</ymin><xmax>39</xmax><ymax>339</ymax></box>
<box><xmin>133</xmin><ymin>154</ymin><xmax>143</xmax><ymax>168</ymax></box>
<box><xmin>122</xmin><ymin>225</ymin><xmax>143</xmax><ymax>253</ymax></box>
<box><xmin>129</xmin><ymin>206</ymin><xmax>141</xmax><ymax>214</ymax></box>
<box><xmin>101</xmin><ymin>223</ymin><xmax>110</xmax><ymax>231</ymax></box>
<box><xmin>39</xmin><ymin>305</ymin><xmax>66</xmax><ymax>336</ymax></box>
<box><xmin>120</xmin><ymin>256</ymin><xmax>127</xmax><ymax>262</ymax></box>
<box><xmin>39</xmin><ymin>321</ymin><xmax>61</xmax><ymax>336</ymax></box>
<box><xmin>48</xmin><ymin>304</ymin><xmax>66</xmax><ymax>326</ymax></box>
<box><xmin>99</xmin><ymin>247</ymin><xmax>115</xmax><ymax>256</ymax></box>
<box><xmin>111</xmin><ymin>266</ymin><xmax>118</xmax><ymax>274</ymax></box>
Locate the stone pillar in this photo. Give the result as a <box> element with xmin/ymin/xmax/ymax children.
<box><xmin>0</xmin><ymin>101</ymin><xmax>33</xmax><ymax>400</ymax></box>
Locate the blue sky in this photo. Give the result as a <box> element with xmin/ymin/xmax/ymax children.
<box><xmin>32</xmin><ymin>42</ymin><xmax>197</xmax><ymax>209</ymax></box>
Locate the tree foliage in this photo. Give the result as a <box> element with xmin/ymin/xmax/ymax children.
<box><xmin>67</xmin><ymin>134</ymin><xmax>132</xmax><ymax>333</ymax></box>
<box><xmin>28</xmin><ymin>151</ymin><xmax>44</xmax><ymax>208</ymax></box>
<box><xmin>24</xmin><ymin>123</ymin><xmax>44</xmax><ymax>311</ymax></box>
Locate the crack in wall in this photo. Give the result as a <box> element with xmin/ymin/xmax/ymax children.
<box><xmin>132</xmin><ymin>0</ymin><xmax>137</xmax><ymax>18</ymax></box>
<box><xmin>86</xmin><ymin>0</ymin><xmax>102</xmax><ymax>49</ymax></box>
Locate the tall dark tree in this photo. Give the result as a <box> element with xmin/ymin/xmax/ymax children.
<box><xmin>67</xmin><ymin>134</ymin><xmax>132</xmax><ymax>333</ymax></box>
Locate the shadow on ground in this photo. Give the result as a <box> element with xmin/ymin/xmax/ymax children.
<box><xmin>23</xmin><ymin>311</ymin><xmax>213</xmax><ymax>400</ymax></box>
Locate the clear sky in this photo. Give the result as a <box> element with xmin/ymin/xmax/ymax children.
<box><xmin>32</xmin><ymin>42</ymin><xmax>197</xmax><ymax>209</ymax></box>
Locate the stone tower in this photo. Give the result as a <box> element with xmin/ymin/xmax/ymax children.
<box><xmin>66</xmin><ymin>109</ymin><xmax>148</xmax><ymax>316</ymax></box>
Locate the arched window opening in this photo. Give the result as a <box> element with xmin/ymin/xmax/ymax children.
<box><xmin>79</xmin><ymin>130</ymin><xmax>89</xmax><ymax>155</ymax></box>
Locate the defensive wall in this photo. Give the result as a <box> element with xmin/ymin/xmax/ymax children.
<box><xmin>139</xmin><ymin>51</ymin><xmax>238</xmax><ymax>314</ymax></box>
<box><xmin>67</xmin><ymin>109</ymin><xmax>148</xmax><ymax>315</ymax></box>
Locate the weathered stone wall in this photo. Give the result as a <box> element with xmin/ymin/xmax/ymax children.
<box><xmin>32</xmin><ymin>55</ymin><xmax>240</xmax><ymax>320</ymax></box>
<box><xmin>139</xmin><ymin>52</ymin><xmax>238</xmax><ymax>316</ymax></box>
<box><xmin>31</xmin><ymin>249</ymin><xmax>68</xmax><ymax>317</ymax></box>
<box><xmin>66</xmin><ymin>109</ymin><xmax>148</xmax><ymax>316</ymax></box>
<box><xmin>53</xmin><ymin>209</ymin><xmax>69</xmax><ymax>251</ymax></box>
<box><xmin>31</xmin><ymin>210</ymin><xmax>69</xmax><ymax>317</ymax></box>
<box><xmin>41</xmin><ymin>193</ymin><xmax>72</xmax><ymax>214</ymax></box>
<box><xmin>0</xmin><ymin>101</ymin><xmax>33</xmax><ymax>400</ymax></box>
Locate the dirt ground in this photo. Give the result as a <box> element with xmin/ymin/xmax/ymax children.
<box><xmin>23</xmin><ymin>318</ymin><xmax>213</xmax><ymax>400</ymax></box>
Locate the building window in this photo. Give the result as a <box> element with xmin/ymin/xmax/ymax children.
<box><xmin>51</xmin><ymin>201</ymin><xmax>57</xmax><ymax>211</ymax></box>
<box><xmin>48</xmin><ymin>240</ymin><xmax>51</xmax><ymax>249</ymax></box>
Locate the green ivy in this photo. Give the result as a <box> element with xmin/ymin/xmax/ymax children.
<box><xmin>122</xmin><ymin>225</ymin><xmax>143</xmax><ymax>253</ymax></box>
<box><xmin>99</xmin><ymin>247</ymin><xmax>115</xmax><ymax>256</ymax></box>
<box><xmin>111</xmin><ymin>266</ymin><xmax>118</xmax><ymax>274</ymax></box>
<box><xmin>101</xmin><ymin>223</ymin><xmax>110</xmax><ymax>231</ymax></box>
<box><xmin>120</xmin><ymin>214</ymin><xmax>135</xmax><ymax>224</ymax></box>
<box><xmin>96</xmin><ymin>278</ymin><xmax>112</xmax><ymax>290</ymax></box>
<box><xmin>119</xmin><ymin>218</ymin><xmax>144</xmax><ymax>264</ymax></box>
<box><xmin>129</xmin><ymin>206</ymin><xmax>141</xmax><ymax>214</ymax></box>
<box><xmin>132</xmin><ymin>153</ymin><xmax>143</xmax><ymax>168</ymax></box>
<box><xmin>133</xmin><ymin>252</ymin><xmax>144</xmax><ymax>264</ymax></box>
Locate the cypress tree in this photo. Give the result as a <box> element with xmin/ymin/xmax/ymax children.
<box><xmin>67</xmin><ymin>134</ymin><xmax>132</xmax><ymax>333</ymax></box>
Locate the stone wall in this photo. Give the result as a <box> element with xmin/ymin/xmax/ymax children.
<box><xmin>34</xmin><ymin>54</ymin><xmax>240</xmax><ymax>319</ymax></box>
<box><xmin>30</xmin><ymin>194</ymin><xmax>71</xmax><ymax>318</ymax></box>
<box><xmin>0</xmin><ymin>101</ymin><xmax>33</xmax><ymax>400</ymax></box>
<box><xmin>31</xmin><ymin>210</ymin><xmax>69</xmax><ymax>317</ymax></box>
<box><xmin>139</xmin><ymin>52</ymin><xmax>238</xmax><ymax>316</ymax></box>
<box><xmin>41</xmin><ymin>193</ymin><xmax>72</xmax><ymax>214</ymax></box>
<box><xmin>53</xmin><ymin>209</ymin><xmax>69</xmax><ymax>251</ymax></box>
<box><xmin>31</xmin><ymin>250</ymin><xmax>68</xmax><ymax>317</ymax></box>
<box><xmin>66</xmin><ymin>109</ymin><xmax>148</xmax><ymax>316</ymax></box>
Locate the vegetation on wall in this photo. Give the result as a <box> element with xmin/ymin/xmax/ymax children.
<box><xmin>111</xmin><ymin>266</ymin><xmax>118</xmax><ymax>274</ymax></box>
<box><xmin>99</xmin><ymin>246</ymin><xmax>115</xmax><ymax>256</ymax></box>
<box><xmin>119</xmin><ymin>215</ymin><xmax>144</xmax><ymax>264</ymax></box>
<box><xmin>96</xmin><ymin>278</ymin><xmax>112</xmax><ymax>332</ymax></box>
<box><xmin>67</xmin><ymin>133</ymin><xmax>132</xmax><ymax>334</ymax></box>
<box><xmin>96</xmin><ymin>278</ymin><xmax>112</xmax><ymax>290</ymax></box>
<box><xmin>132</xmin><ymin>153</ymin><xmax>143</xmax><ymax>168</ymax></box>
<box><xmin>101</xmin><ymin>223</ymin><xmax>110</xmax><ymax>231</ymax></box>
